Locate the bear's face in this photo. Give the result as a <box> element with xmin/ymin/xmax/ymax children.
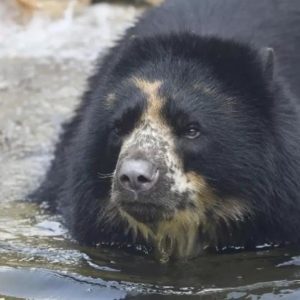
<box><xmin>102</xmin><ymin>37</ymin><xmax>273</xmax><ymax>260</ymax></box>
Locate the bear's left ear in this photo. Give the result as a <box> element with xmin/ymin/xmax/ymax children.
<box><xmin>259</xmin><ymin>47</ymin><xmax>275</xmax><ymax>82</ymax></box>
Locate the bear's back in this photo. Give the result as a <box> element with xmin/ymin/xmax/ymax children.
<box><xmin>130</xmin><ymin>0</ymin><xmax>300</xmax><ymax>100</ymax></box>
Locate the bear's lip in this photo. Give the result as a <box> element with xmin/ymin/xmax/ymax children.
<box><xmin>120</xmin><ymin>201</ymin><xmax>172</xmax><ymax>223</ymax></box>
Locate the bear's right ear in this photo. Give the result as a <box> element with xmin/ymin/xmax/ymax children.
<box><xmin>259</xmin><ymin>47</ymin><xmax>275</xmax><ymax>82</ymax></box>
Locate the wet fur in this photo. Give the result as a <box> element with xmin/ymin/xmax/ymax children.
<box><xmin>31</xmin><ymin>0</ymin><xmax>300</xmax><ymax>259</ymax></box>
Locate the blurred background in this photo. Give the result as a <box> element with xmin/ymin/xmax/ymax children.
<box><xmin>0</xmin><ymin>0</ymin><xmax>143</xmax><ymax>202</ymax></box>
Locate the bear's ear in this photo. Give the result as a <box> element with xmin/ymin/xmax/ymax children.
<box><xmin>259</xmin><ymin>47</ymin><xmax>275</xmax><ymax>82</ymax></box>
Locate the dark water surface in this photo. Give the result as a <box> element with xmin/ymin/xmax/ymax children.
<box><xmin>0</xmin><ymin>201</ymin><xmax>300</xmax><ymax>299</ymax></box>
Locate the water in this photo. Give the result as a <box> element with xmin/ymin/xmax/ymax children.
<box><xmin>1</xmin><ymin>201</ymin><xmax>300</xmax><ymax>299</ymax></box>
<box><xmin>1</xmin><ymin>1</ymin><xmax>300</xmax><ymax>299</ymax></box>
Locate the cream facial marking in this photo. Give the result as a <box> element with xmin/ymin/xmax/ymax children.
<box><xmin>132</xmin><ymin>77</ymin><xmax>163</xmax><ymax>121</ymax></box>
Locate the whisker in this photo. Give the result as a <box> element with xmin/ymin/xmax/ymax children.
<box><xmin>98</xmin><ymin>172</ymin><xmax>115</xmax><ymax>176</ymax></box>
<box><xmin>97</xmin><ymin>172</ymin><xmax>115</xmax><ymax>179</ymax></box>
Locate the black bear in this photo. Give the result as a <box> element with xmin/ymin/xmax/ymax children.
<box><xmin>32</xmin><ymin>0</ymin><xmax>300</xmax><ymax>261</ymax></box>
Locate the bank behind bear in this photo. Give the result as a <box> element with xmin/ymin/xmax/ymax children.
<box><xmin>31</xmin><ymin>0</ymin><xmax>300</xmax><ymax>261</ymax></box>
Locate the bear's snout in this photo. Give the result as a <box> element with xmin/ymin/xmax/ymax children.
<box><xmin>113</xmin><ymin>153</ymin><xmax>175</xmax><ymax>223</ymax></box>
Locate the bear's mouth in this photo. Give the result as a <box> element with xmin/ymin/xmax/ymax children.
<box><xmin>119</xmin><ymin>200</ymin><xmax>173</xmax><ymax>223</ymax></box>
<box><xmin>118</xmin><ymin>199</ymin><xmax>204</xmax><ymax>261</ymax></box>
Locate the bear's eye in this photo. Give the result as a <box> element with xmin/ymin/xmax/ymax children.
<box><xmin>183</xmin><ymin>123</ymin><xmax>201</xmax><ymax>139</ymax></box>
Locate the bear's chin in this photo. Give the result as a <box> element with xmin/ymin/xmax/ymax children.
<box><xmin>118</xmin><ymin>204</ymin><xmax>204</xmax><ymax>261</ymax></box>
<box><xmin>119</xmin><ymin>201</ymin><xmax>173</xmax><ymax>224</ymax></box>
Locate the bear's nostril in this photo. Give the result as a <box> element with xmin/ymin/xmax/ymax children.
<box><xmin>120</xmin><ymin>174</ymin><xmax>130</xmax><ymax>184</ymax></box>
<box><xmin>137</xmin><ymin>175</ymin><xmax>151</xmax><ymax>183</ymax></box>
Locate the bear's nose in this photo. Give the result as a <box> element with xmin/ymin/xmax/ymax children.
<box><xmin>118</xmin><ymin>159</ymin><xmax>159</xmax><ymax>193</ymax></box>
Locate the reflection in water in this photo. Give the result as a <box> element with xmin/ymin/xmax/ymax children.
<box><xmin>1</xmin><ymin>1</ymin><xmax>300</xmax><ymax>299</ymax></box>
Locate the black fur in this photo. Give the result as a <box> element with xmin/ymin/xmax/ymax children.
<box><xmin>32</xmin><ymin>0</ymin><xmax>300</xmax><ymax>253</ymax></box>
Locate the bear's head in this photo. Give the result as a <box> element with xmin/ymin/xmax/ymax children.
<box><xmin>99</xmin><ymin>34</ymin><xmax>276</xmax><ymax>260</ymax></box>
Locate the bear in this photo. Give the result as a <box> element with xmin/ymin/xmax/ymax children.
<box><xmin>31</xmin><ymin>0</ymin><xmax>300</xmax><ymax>261</ymax></box>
